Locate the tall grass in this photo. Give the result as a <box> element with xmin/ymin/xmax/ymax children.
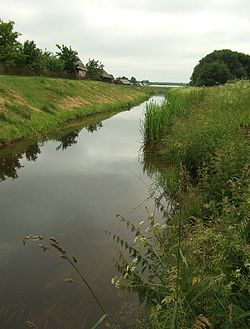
<box><xmin>143</xmin><ymin>92</ymin><xmax>188</xmax><ymax>145</ymax></box>
<box><xmin>113</xmin><ymin>81</ymin><xmax>250</xmax><ymax>328</ymax></box>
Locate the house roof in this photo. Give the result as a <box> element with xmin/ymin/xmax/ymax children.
<box><xmin>118</xmin><ymin>79</ymin><xmax>131</xmax><ymax>85</ymax></box>
<box><xmin>101</xmin><ymin>70</ymin><xmax>114</xmax><ymax>79</ymax></box>
<box><xmin>76</xmin><ymin>58</ymin><xmax>87</xmax><ymax>71</ymax></box>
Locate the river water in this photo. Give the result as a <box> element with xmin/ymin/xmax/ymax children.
<box><xmin>0</xmin><ymin>96</ymin><xmax>165</xmax><ymax>329</ymax></box>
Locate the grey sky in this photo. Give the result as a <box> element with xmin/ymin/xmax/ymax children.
<box><xmin>1</xmin><ymin>0</ymin><xmax>250</xmax><ymax>82</ymax></box>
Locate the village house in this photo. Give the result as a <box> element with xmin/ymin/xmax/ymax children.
<box><xmin>115</xmin><ymin>78</ymin><xmax>131</xmax><ymax>85</ymax></box>
<box><xmin>76</xmin><ymin>58</ymin><xmax>87</xmax><ymax>78</ymax></box>
<box><xmin>101</xmin><ymin>70</ymin><xmax>114</xmax><ymax>83</ymax></box>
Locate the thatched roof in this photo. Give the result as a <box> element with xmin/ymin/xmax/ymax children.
<box><xmin>101</xmin><ymin>70</ymin><xmax>114</xmax><ymax>79</ymax></box>
<box><xmin>118</xmin><ymin>78</ymin><xmax>131</xmax><ymax>85</ymax></box>
<box><xmin>76</xmin><ymin>58</ymin><xmax>87</xmax><ymax>71</ymax></box>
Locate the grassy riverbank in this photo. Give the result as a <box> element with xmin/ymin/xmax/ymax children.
<box><xmin>113</xmin><ymin>81</ymin><xmax>250</xmax><ymax>328</ymax></box>
<box><xmin>0</xmin><ymin>75</ymin><xmax>158</xmax><ymax>145</ymax></box>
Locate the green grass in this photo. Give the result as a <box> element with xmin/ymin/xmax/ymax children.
<box><xmin>114</xmin><ymin>81</ymin><xmax>250</xmax><ymax>328</ymax></box>
<box><xmin>0</xmin><ymin>75</ymin><xmax>160</xmax><ymax>144</ymax></box>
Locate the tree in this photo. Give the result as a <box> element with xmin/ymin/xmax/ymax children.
<box><xmin>18</xmin><ymin>40</ymin><xmax>46</xmax><ymax>72</ymax></box>
<box><xmin>130</xmin><ymin>76</ymin><xmax>137</xmax><ymax>84</ymax></box>
<box><xmin>195</xmin><ymin>61</ymin><xmax>233</xmax><ymax>86</ymax></box>
<box><xmin>190</xmin><ymin>49</ymin><xmax>250</xmax><ymax>86</ymax></box>
<box><xmin>86</xmin><ymin>59</ymin><xmax>103</xmax><ymax>80</ymax></box>
<box><xmin>56</xmin><ymin>44</ymin><xmax>78</xmax><ymax>74</ymax></box>
<box><xmin>0</xmin><ymin>19</ymin><xmax>21</xmax><ymax>68</ymax></box>
<box><xmin>42</xmin><ymin>51</ymin><xmax>64</xmax><ymax>73</ymax></box>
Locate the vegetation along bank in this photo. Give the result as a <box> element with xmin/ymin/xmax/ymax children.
<box><xmin>112</xmin><ymin>80</ymin><xmax>250</xmax><ymax>328</ymax></box>
<box><xmin>0</xmin><ymin>75</ymin><xmax>159</xmax><ymax>146</ymax></box>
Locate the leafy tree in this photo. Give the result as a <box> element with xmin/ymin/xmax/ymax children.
<box><xmin>86</xmin><ymin>59</ymin><xmax>103</xmax><ymax>80</ymax></box>
<box><xmin>19</xmin><ymin>40</ymin><xmax>46</xmax><ymax>72</ymax></box>
<box><xmin>191</xmin><ymin>49</ymin><xmax>250</xmax><ymax>86</ymax></box>
<box><xmin>0</xmin><ymin>19</ymin><xmax>21</xmax><ymax>68</ymax></box>
<box><xmin>56</xmin><ymin>44</ymin><xmax>78</xmax><ymax>74</ymax></box>
<box><xmin>194</xmin><ymin>60</ymin><xmax>233</xmax><ymax>86</ymax></box>
<box><xmin>42</xmin><ymin>50</ymin><xmax>64</xmax><ymax>73</ymax></box>
<box><xmin>130</xmin><ymin>76</ymin><xmax>137</xmax><ymax>84</ymax></box>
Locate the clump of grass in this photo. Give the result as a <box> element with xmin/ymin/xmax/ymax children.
<box><xmin>143</xmin><ymin>92</ymin><xmax>187</xmax><ymax>145</ymax></box>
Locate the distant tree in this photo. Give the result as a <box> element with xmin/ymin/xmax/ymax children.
<box><xmin>194</xmin><ymin>61</ymin><xmax>233</xmax><ymax>86</ymax></box>
<box><xmin>190</xmin><ymin>49</ymin><xmax>250</xmax><ymax>86</ymax></box>
<box><xmin>56</xmin><ymin>44</ymin><xmax>78</xmax><ymax>74</ymax></box>
<box><xmin>0</xmin><ymin>19</ymin><xmax>21</xmax><ymax>69</ymax></box>
<box><xmin>21</xmin><ymin>40</ymin><xmax>41</xmax><ymax>65</ymax></box>
<box><xmin>42</xmin><ymin>50</ymin><xmax>64</xmax><ymax>73</ymax></box>
<box><xmin>18</xmin><ymin>40</ymin><xmax>47</xmax><ymax>72</ymax></box>
<box><xmin>130</xmin><ymin>76</ymin><xmax>136</xmax><ymax>84</ymax></box>
<box><xmin>121</xmin><ymin>76</ymin><xmax>128</xmax><ymax>80</ymax></box>
<box><xmin>86</xmin><ymin>59</ymin><xmax>104</xmax><ymax>80</ymax></box>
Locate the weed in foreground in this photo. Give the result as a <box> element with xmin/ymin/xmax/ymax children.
<box><xmin>23</xmin><ymin>235</ymin><xmax>116</xmax><ymax>329</ymax></box>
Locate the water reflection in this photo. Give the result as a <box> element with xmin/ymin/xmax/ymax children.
<box><xmin>0</xmin><ymin>121</ymin><xmax>105</xmax><ymax>180</ymax></box>
<box><xmin>0</xmin><ymin>142</ymin><xmax>42</xmax><ymax>181</ymax></box>
<box><xmin>140</xmin><ymin>143</ymin><xmax>167</xmax><ymax>177</ymax></box>
<box><xmin>25</xmin><ymin>143</ymin><xmax>42</xmax><ymax>161</ymax></box>
<box><xmin>0</xmin><ymin>96</ymin><xmax>165</xmax><ymax>329</ymax></box>
<box><xmin>85</xmin><ymin>122</ymin><xmax>103</xmax><ymax>133</ymax></box>
<box><xmin>55</xmin><ymin>130</ymin><xmax>81</xmax><ymax>151</ymax></box>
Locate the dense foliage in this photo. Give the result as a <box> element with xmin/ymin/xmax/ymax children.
<box><xmin>112</xmin><ymin>81</ymin><xmax>250</xmax><ymax>328</ymax></box>
<box><xmin>0</xmin><ymin>19</ymin><xmax>79</xmax><ymax>77</ymax></box>
<box><xmin>190</xmin><ymin>49</ymin><xmax>250</xmax><ymax>86</ymax></box>
<box><xmin>86</xmin><ymin>59</ymin><xmax>104</xmax><ymax>80</ymax></box>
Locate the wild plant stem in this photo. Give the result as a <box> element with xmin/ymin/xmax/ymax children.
<box><xmin>67</xmin><ymin>258</ymin><xmax>115</xmax><ymax>329</ymax></box>
<box><xmin>174</xmin><ymin>202</ymin><xmax>182</xmax><ymax>329</ymax></box>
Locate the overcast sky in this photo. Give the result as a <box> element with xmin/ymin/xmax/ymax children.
<box><xmin>1</xmin><ymin>0</ymin><xmax>250</xmax><ymax>82</ymax></box>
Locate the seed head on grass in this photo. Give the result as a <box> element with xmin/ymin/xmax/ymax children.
<box><xmin>26</xmin><ymin>320</ymin><xmax>38</xmax><ymax>329</ymax></box>
<box><xmin>23</xmin><ymin>234</ymin><xmax>116</xmax><ymax>328</ymax></box>
<box><xmin>23</xmin><ymin>235</ymin><xmax>43</xmax><ymax>246</ymax></box>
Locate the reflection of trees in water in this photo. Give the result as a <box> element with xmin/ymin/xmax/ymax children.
<box><xmin>25</xmin><ymin>143</ymin><xmax>41</xmax><ymax>161</ymax></box>
<box><xmin>0</xmin><ymin>142</ymin><xmax>42</xmax><ymax>181</ymax></box>
<box><xmin>85</xmin><ymin>122</ymin><xmax>103</xmax><ymax>133</ymax></box>
<box><xmin>55</xmin><ymin>122</ymin><xmax>103</xmax><ymax>151</ymax></box>
<box><xmin>56</xmin><ymin>130</ymin><xmax>80</xmax><ymax>151</ymax></box>
<box><xmin>0</xmin><ymin>153</ymin><xmax>23</xmax><ymax>181</ymax></box>
<box><xmin>0</xmin><ymin>121</ymin><xmax>105</xmax><ymax>181</ymax></box>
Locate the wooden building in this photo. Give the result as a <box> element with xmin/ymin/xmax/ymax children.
<box><xmin>76</xmin><ymin>58</ymin><xmax>87</xmax><ymax>78</ymax></box>
<box><xmin>101</xmin><ymin>70</ymin><xmax>114</xmax><ymax>83</ymax></box>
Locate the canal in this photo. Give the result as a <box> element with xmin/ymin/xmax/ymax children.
<box><xmin>0</xmin><ymin>96</ymin><xmax>165</xmax><ymax>329</ymax></box>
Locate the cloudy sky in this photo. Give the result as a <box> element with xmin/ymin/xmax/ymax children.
<box><xmin>1</xmin><ymin>0</ymin><xmax>250</xmax><ymax>82</ymax></box>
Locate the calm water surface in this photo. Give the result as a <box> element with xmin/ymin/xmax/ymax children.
<box><xmin>0</xmin><ymin>96</ymin><xmax>165</xmax><ymax>329</ymax></box>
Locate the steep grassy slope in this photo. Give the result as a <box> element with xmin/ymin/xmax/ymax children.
<box><xmin>0</xmin><ymin>75</ymin><xmax>156</xmax><ymax>145</ymax></box>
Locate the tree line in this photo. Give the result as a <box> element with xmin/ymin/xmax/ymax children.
<box><xmin>0</xmin><ymin>19</ymin><xmax>104</xmax><ymax>79</ymax></box>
